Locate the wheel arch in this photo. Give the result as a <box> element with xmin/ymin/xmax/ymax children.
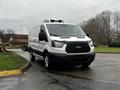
<box><xmin>28</xmin><ymin>47</ymin><xmax>32</xmax><ymax>52</ymax></box>
<box><xmin>43</xmin><ymin>49</ymin><xmax>48</xmax><ymax>57</ymax></box>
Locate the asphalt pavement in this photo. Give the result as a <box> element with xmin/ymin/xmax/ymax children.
<box><xmin>1</xmin><ymin>49</ymin><xmax>120</xmax><ymax>90</ymax></box>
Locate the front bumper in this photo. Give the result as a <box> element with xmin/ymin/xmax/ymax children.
<box><xmin>48</xmin><ymin>52</ymin><xmax>95</xmax><ymax>66</ymax></box>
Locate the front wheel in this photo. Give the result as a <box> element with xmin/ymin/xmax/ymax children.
<box><xmin>44</xmin><ymin>55</ymin><xmax>52</xmax><ymax>69</ymax></box>
<box><xmin>82</xmin><ymin>55</ymin><xmax>95</xmax><ymax>68</ymax></box>
<box><xmin>82</xmin><ymin>63</ymin><xmax>91</xmax><ymax>68</ymax></box>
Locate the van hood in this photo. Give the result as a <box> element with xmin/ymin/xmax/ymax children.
<box><xmin>50</xmin><ymin>36</ymin><xmax>91</xmax><ymax>42</ymax></box>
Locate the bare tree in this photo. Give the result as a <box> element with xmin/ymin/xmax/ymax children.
<box><xmin>6</xmin><ymin>29</ymin><xmax>15</xmax><ymax>34</ymax></box>
<box><xmin>81</xmin><ymin>10</ymin><xmax>113</xmax><ymax>46</ymax></box>
<box><xmin>99</xmin><ymin>11</ymin><xmax>112</xmax><ymax>45</ymax></box>
<box><xmin>114</xmin><ymin>11</ymin><xmax>120</xmax><ymax>31</ymax></box>
<box><xmin>0</xmin><ymin>30</ymin><xmax>4</xmax><ymax>42</ymax></box>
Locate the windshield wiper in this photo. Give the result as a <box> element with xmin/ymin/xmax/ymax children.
<box><xmin>77</xmin><ymin>36</ymin><xmax>85</xmax><ymax>38</ymax></box>
<box><xmin>50</xmin><ymin>33</ymin><xmax>59</xmax><ymax>36</ymax></box>
<box><xmin>60</xmin><ymin>36</ymin><xmax>70</xmax><ymax>38</ymax></box>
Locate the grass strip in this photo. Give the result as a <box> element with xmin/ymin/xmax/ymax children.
<box><xmin>95</xmin><ymin>46</ymin><xmax>120</xmax><ymax>53</ymax></box>
<box><xmin>0</xmin><ymin>52</ymin><xmax>28</xmax><ymax>71</ymax></box>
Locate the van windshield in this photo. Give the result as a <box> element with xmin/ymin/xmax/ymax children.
<box><xmin>46</xmin><ymin>24</ymin><xmax>86</xmax><ymax>37</ymax></box>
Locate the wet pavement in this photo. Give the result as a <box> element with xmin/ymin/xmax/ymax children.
<box><xmin>50</xmin><ymin>53</ymin><xmax>120</xmax><ymax>84</ymax></box>
<box><xmin>1</xmin><ymin>49</ymin><xmax>120</xmax><ymax>90</ymax></box>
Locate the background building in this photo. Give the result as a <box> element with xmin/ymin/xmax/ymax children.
<box><xmin>1</xmin><ymin>34</ymin><xmax>28</xmax><ymax>47</ymax></box>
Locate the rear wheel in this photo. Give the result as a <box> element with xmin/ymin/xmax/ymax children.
<box><xmin>30</xmin><ymin>52</ymin><xmax>35</xmax><ymax>62</ymax></box>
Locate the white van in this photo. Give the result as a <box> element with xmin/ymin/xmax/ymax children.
<box><xmin>28</xmin><ymin>19</ymin><xmax>95</xmax><ymax>69</ymax></box>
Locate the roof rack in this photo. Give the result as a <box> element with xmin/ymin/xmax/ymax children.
<box><xmin>43</xmin><ymin>19</ymin><xmax>64</xmax><ymax>23</ymax></box>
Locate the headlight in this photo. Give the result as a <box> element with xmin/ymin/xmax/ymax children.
<box><xmin>51</xmin><ymin>41</ymin><xmax>64</xmax><ymax>48</ymax></box>
<box><xmin>89</xmin><ymin>40</ymin><xmax>94</xmax><ymax>47</ymax></box>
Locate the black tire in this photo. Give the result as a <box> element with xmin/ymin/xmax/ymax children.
<box><xmin>82</xmin><ymin>63</ymin><xmax>91</xmax><ymax>68</ymax></box>
<box><xmin>82</xmin><ymin>54</ymin><xmax>95</xmax><ymax>68</ymax></box>
<box><xmin>30</xmin><ymin>52</ymin><xmax>35</xmax><ymax>62</ymax></box>
<box><xmin>44</xmin><ymin>54</ymin><xmax>52</xmax><ymax>70</ymax></box>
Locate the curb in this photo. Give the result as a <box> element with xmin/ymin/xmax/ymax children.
<box><xmin>0</xmin><ymin>69</ymin><xmax>22</xmax><ymax>77</ymax></box>
<box><xmin>0</xmin><ymin>54</ymin><xmax>31</xmax><ymax>77</ymax></box>
<box><xmin>20</xmin><ymin>61</ymin><xmax>31</xmax><ymax>72</ymax></box>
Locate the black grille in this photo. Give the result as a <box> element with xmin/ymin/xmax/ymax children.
<box><xmin>66</xmin><ymin>42</ymin><xmax>90</xmax><ymax>53</ymax></box>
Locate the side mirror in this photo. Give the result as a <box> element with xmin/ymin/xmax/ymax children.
<box><xmin>39</xmin><ymin>32</ymin><xmax>47</xmax><ymax>41</ymax></box>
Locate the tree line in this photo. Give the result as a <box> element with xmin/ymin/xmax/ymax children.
<box><xmin>81</xmin><ymin>10</ymin><xmax>120</xmax><ymax>47</ymax></box>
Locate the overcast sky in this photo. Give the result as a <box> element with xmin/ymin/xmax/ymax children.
<box><xmin>0</xmin><ymin>0</ymin><xmax>120</xmax><ymax>23</ymax></box>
